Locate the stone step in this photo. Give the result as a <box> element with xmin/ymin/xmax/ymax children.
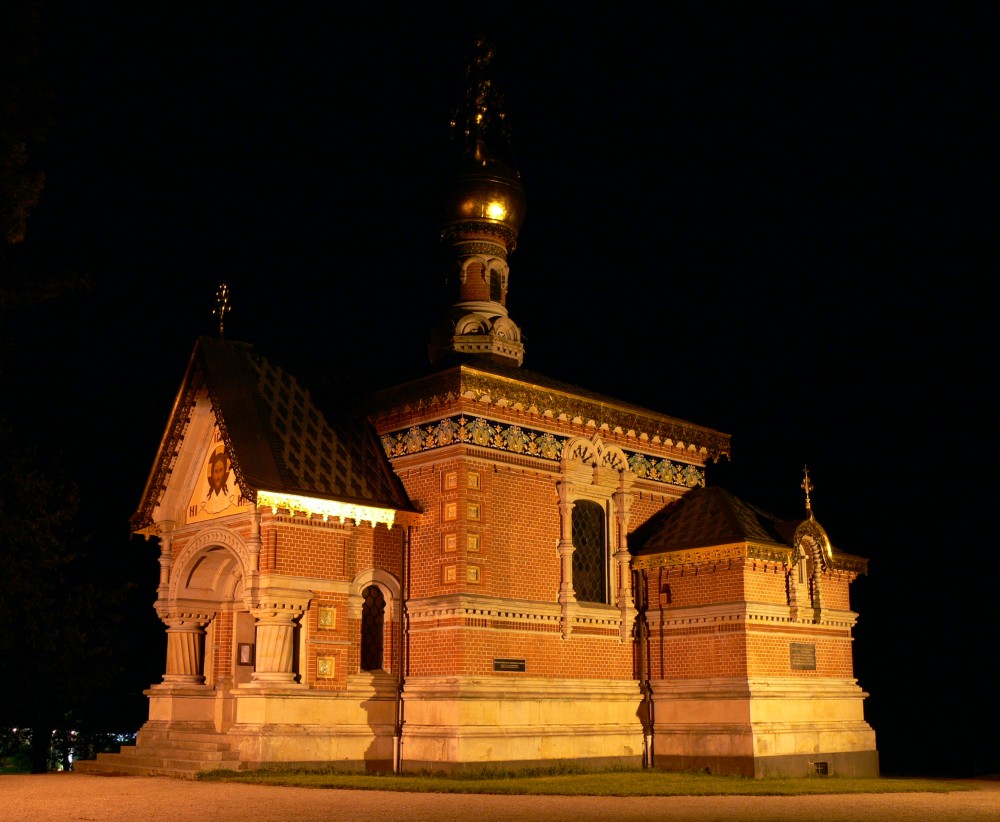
<box><xmin>115</xmin><ymin>749</ymin><xmax>241</xmax><ymax>765</ymax></box>
<box><xmin>119</xmin><ymin>740</ymin><xmax>235</xmax><ymax>756</ymax></box>
<box><xmin>74</xmin><ymin>733</ymin><xmax>245</xmax><ymax>778</ymax></box>
<box><xmin>136</xmin><ymin>731</ymin><xmax>235</xmax><ymax>748</ymax></box>
<box><xmin>75</xmin><ymin>759</ymin><xmax>205</xmax><ymax>779</ymax></box>
<box><xmin>119</xmin><ymin>754</ymin><xmax>236</xmax><ymax>770</ymax></box>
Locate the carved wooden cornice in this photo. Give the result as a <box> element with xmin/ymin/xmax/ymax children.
<box><xmin>632</xmin><ymin>541</ymin><xmax>793</xmax><ymax>570</ymax></box>
<box><xmin>633</xmin><ymin>539</ymin><xmax>866</xmax><ymax>574</ymax></box>
<box><xmin>369</xmin><ymin>364</ymin><xmax>731</xmax><ymax>461</ymax></box>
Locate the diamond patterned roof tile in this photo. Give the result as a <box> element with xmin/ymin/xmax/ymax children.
<box><xmin>197</xmin><ymin>337</ymin><xmax>413</xmax><ymax>511</ymax></box>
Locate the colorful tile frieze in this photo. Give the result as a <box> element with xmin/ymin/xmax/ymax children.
<box><xmin>380</xmin><ymin>416</ymin><xmax>704</xmax><ymax>488</ymax></box>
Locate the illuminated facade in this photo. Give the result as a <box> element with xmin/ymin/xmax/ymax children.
<box><xmin>77</xmin><ymin>42</ymin><xmax>877</xmax><ymax>779</ymax></box>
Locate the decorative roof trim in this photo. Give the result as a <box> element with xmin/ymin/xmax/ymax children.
<box><xmin>256</xmin><ymin>490</ymin><xmax>396</xmax><ymax>529</ymax></box>
<box><xmin>632</xmin><ymin>541</ymin><xmax>793</xmax><ymax>570</ymax></box>
<box><xmin>633</xmin><ymin>536</ymin><xmax>868</xmax><ymax>574</ymax></box>
<box><xmin>380</xmin><ymin>414</ymin><xmax>706</xmax><ymax>489</ymax></box>
<box><xmin>369</xmin><ymin>364</ymin><xmax>731</xmax><ymax>461</ymax></box>
<box><xmin>131</xmin><ymin>355</ymin><xmax>202</xmax><ymax>534</ymax></box>
<box><xmin>792</xmin><ymin>513</ymin><xmax>867</xmax><ymax>573</ymax></box>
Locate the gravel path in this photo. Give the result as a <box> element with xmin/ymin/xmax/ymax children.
<box><xmin>1</xmin><ymin>773</ymin><xmax>998</xmax><ymax>822</ymax></box>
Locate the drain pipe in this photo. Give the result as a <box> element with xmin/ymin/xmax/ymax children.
<box><xmin>634</xmin><ymin>569</ymin><xmax>654</xmax><ymax>768</ymax></box>
<box><xmin>392</xmin><ymin>524</ymin><xmax>411</xmax><ymax>773</ymax></box>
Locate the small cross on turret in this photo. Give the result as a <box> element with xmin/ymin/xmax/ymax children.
<box><xmin>801</xmin><ymin>465</ymin><xmax>814</xmax><ymax>515</ymax></box>
<box><xmin>213</xmin><ymin>283</ymin><xmax>231</xmax><ymax>338</ymax></box>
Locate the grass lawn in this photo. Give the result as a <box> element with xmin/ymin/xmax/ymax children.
<box><xmin>197</xmin><ymin>766</ymin><xmax>971</xmax><ymax>796</ymax></box>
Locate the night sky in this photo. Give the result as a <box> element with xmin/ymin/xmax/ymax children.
<box><xmin>6</xmin><ymin>6</ymin><xmax>993</xmax><ymax>775</ymax></box>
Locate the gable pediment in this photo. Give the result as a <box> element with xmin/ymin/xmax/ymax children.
<box><xmin>138</xmin><ymin>387</ymin><xmax>251</xmax><ymax>531</ymax></box>
<box><xmin>132</xmin><ymin>337</ymin><xmax>414</xmax><ymax>535</ymax></box>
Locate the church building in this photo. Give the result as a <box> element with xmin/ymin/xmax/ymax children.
<box><xmin>78</xmin><ymin>41</ymin><xmax>877</xmax><ymax>779</ymax></box>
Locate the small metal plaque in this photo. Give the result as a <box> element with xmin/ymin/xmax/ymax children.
<box><xmin>318</xmin><ymin>606</ymin><xmax>336</xmax><ymax>628</ymax></box>
<box><xmin>493</xmin><ymin>658</ymin><xmax>526</xmax><ymax>672</ymax></box>
<box><xmin>790</xmin><ymin>642</ymin><xmax>817</xmax><ymax>670</ymax></box>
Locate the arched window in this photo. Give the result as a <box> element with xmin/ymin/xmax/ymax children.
<box><xmin>572</xmin><ymin>499</ymin><xmax>607</xmax><ymax>603</ymax></box>
<box><xmin>489</xmin><ymin>268</ymin><xmax>503</xmax><ymax>302</ymax></box>
<box><xmin>360</xmin><ymin>585</ymin><xmax>385</xmax><ymax>671</ymax></box>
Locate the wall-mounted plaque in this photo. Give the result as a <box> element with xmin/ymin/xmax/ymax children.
<box><xmin>318</xmin><ymin>606</ymin><xmax>336</xmax><ymax>629</ymax></box>
<box><xmin>493</xmin><ymin>658</ymin><xmax>526</xmax><ymax>672</ymax></box>
<box><xmin>317</xmin><ymin>656</ymin><xmax>336</xmax><ymax>679</ymax></box>
<box><xmin>790</xmin><ymin>642</ymin><xmax>817</xmax><ymax>671</ymax></box>
<box><xmin>237</xmin><ymin>642</ymin><xmax>255</xmax><ymax>666</ymax></box>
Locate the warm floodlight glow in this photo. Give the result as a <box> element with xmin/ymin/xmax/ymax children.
<box><xmin>257</xmin><ymin>490</ymin><xmax>395</xmax><ymax>529</ymax></box>
<box><xmin>486</xmin><ymin>201</ymin><xmax>506</xmax><ymax>220</ymax></box>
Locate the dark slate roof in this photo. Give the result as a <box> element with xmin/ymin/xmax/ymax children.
<box><xmin>631</xmin><ymin>486</ymin><xmax>793</xmax><ymax>553</ymax></box>
<box><xmin>630</xmin><ymin>485</ymin><xmax>868</xmax><ymax>571</ymax></box>
<box><xmin>133</xmin><ymin>337</ymin><xmax>414</xmax><ymax>531</ymax></box>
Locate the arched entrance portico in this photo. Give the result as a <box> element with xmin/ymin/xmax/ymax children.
<box><xmin>147</xmin><ymin>527</ymin><xmax>263</xmax><ymax>733</ymax></box>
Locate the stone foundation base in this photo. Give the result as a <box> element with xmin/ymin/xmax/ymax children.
<box><xmin>399</xmin><ymin>675</ymin><xmax>645</xmax><ymax>768</ymax></box>
<box><xmin>649</xmin><ymin>676</ymin><xmax>878</xmax><ymax>778</ymax></box>
<box><xmin>654</xmin><ymin>749</ymin><xmax>880</xmax><ymax>778</ymax></box>
<box><xmin>401</xmin><ymin>754</ymin><xmax>642</xmax><ymax>774</ymax></box>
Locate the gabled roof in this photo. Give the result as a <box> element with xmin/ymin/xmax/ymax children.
<box><xmin>133</xmin><ymin>337</ymin><xmax>414</xmax><ymax>531</ymax></box>
<box><xmin>630</xmin><ymin>485</ymin><xmax>867</xmax><ymax>572</ymax></box>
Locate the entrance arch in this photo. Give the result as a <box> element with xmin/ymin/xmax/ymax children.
<box><xmin>159</xmin><ymin>527</ymin><xmax>253</xmax><ymax>687</ymax></box>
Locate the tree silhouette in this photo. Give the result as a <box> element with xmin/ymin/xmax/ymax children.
<box><xmin>0</xmin><ymin>2</ymin><xmax>137</xmax><ymax>772</ymax></box>
<box><xmin>0</xmin><ymin>431</ymin><xmax>121</xmax><ymax>770</ymax></box>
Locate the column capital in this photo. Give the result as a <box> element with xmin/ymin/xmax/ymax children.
<box><xmin>162</xmin><ymin>611</ymin><xmax>214</xmax><ymax>630</ymax></box>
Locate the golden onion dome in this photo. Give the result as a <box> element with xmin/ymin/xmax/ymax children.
<box><xmin>442</xmin><ymin>136</ymin><xmax>526</xmax><ymax>238</ymax></box>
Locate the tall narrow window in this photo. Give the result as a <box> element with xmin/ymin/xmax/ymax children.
<box><xmin>489</xmin><ymin>268</ymin><xmax>503</xmax><ymax>302</ymax></box>
<box><xmin>360</xmin><ymin>585</ymin><xmax>385</xmax><ymax>671</ymax></box>
<box><xmin>572</xmin><ymin>499</ymin><xmax>607</xmax><ymax>603</ymax></box>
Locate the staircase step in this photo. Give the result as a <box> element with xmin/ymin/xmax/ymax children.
<box><xmin>74</xmin><ymin>732</ymin><xmax>244</xmax><ymax>778</ymax></box>
<box><xmin>119</xmin><ymin>746</ymin><xmax>238</xmax><ymax>762</ymax></box>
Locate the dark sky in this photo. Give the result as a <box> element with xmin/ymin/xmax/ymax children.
<box><xmin>8</xmin><ymin>6</ymin><xmax>994</xmax><ymax>774</ymax></box>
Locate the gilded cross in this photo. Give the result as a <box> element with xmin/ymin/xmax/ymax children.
<box><xmin>801</xmin><ymin>465</ymin><xmax>814</xmax><ymax>513</ymax></box>
<box><xmin>213</xmin><ymin>283</ymin><xmax>230</xmax><ymax>338</ymax></box>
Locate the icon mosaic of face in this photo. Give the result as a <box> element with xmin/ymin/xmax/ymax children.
<box><xmin>208</xmin><ymin>450</ymin><xmax>229</xmax><ymax>494</ymax></box>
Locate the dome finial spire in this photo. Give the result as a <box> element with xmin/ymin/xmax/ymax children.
<box><xmin>449</xmin><ymin>32</ymin><xmax>512</xmax><ymax>156</ymax></box>
<box><xmin>801</xmin><ymin>465</ymin><xmax>814</xmax><ymax>518</ymax></box>
<box><xmin>213</xmin><ymin>282</ymin><xmax>231</xmax><ymax>339</ymax></box>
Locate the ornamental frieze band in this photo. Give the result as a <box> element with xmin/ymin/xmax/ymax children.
<box><xmin>367</xmin><ymin>366</ymin><xmax>732</xmax><ymax>461</ymax></box>
<box><xmin>380</xmin><ymin>415</ymin><xmax>705</xmax><ymax>489</ymax></box>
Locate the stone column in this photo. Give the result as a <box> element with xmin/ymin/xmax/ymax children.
<box><xmin>556</xmin><ymin>481</ymin><xmax>576</xmax><ymax>639</ymax></box>
<box><xmin>613</xmin><ymin>476</ymin><xmax>635</xmax><ymax>642</ymax></box>
<box><xmin>248</xmin><ymin>505</ymin><xmax>262</xmax><ymax>575</ymax></box>
<box><xmin>162</xmin><ymin>612</ymin><xmax>212</xmax><ymax>685</ymax></box>
<box><xmin>249</xmin><ymin>602</ymin><xmax>304</xmax><ymax>685</ymax></box>
<box><xmin>155</xmin><ymin>527</ymin><xmax>173</xmax><ymax>609</ymax></box>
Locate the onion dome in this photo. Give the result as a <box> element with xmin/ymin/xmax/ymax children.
<box><xmin>430</xmin><ymin>35</ymin><xmax>527</xmax><ymax>368</ymax></box>
<box><xmin>442</xmin><ymin>134</ymin><xmax>526</xmax><ymax>246</ymax></box>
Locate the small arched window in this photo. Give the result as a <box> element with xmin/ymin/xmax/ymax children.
<box><xmin>360</xmin><ymin>585</ymin><xmax>385</xmax><ymax>671</ymax></box>
<box><xmin>572</xmin><ymin>499</ymin><xmax>608</xmax><ymax>603</ymax></box>
<box><xmin>489</xmin><ymin>267</ymin><xmax>503</xmax><ymax>302</ymax></box>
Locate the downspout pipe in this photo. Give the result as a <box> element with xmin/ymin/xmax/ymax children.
<box><xmin>634</xmin><ymin>569</ymin><xmax>654</xmax><ymax>768</ymax></box>
<box><xmin>393</xmin><ymin>524</ymin><xmax>411</xmax><ymax>773</ymax></box>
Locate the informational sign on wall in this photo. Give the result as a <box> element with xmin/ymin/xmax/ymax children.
<box><xmin>790</xmin><ymin>642</ymin><xmax>817</xmax><ymax>671</ymax></box>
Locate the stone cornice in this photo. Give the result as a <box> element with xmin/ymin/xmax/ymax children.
<box><xmin>368</xmin><ymin>364</ymin><xmax>730</xmax><ymax>461</ymax></box>
<box><xmin>406</xmin><ymin>593</ymin><xmax>622</xmax><ymax>632</ymax></box>
<box><xmin>633</xmin><ymin>541</ymin><xmax>794</xmax><ymax>569</ymax></box>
